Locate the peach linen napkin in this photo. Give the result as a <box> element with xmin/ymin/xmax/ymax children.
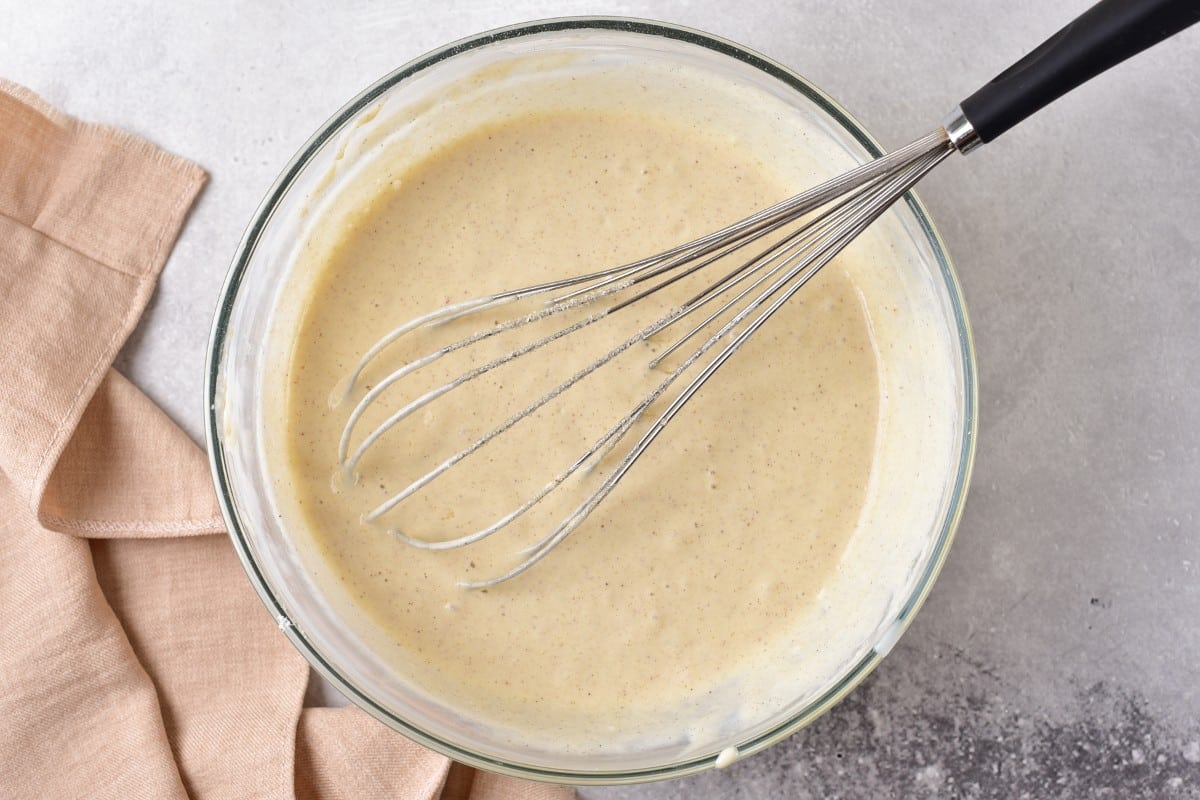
<box><xmin>0</xmin><ymin>79</ymin><xmax>575</xmax><ymax>800</ymax></box>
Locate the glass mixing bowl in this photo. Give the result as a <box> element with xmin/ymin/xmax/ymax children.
<box><xmin>206</xmin><ymin>18</ymin><xmax>976</xmax><ymax>784</ymax></box>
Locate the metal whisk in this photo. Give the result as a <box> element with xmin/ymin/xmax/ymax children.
<box><xmin>336</xmin><ymin>0</ymin><xmax>1198</xmax><ymax>588</ymax></box>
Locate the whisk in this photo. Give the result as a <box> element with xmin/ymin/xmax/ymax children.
<box><xmin>337</xmin><ymin>0</ymin><xmax>1199</xmax><ymax>588</ymax></box>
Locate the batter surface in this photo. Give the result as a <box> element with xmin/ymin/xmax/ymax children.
<box><xmin>275</xmin><ymin>102</ymin><xmax>882</xmax><ymax>746</ymax></box>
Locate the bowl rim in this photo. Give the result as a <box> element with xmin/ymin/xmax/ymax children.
<box><xmin>204</xmin><ymin>15</ymin><xmax>978</xmax><ymax>785</ymax></box>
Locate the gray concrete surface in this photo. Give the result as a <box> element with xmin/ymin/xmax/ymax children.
<box><xmin>3</xmin><ymin>1</ymin><xmax>1198</xmax><ymax>797</ymax></box>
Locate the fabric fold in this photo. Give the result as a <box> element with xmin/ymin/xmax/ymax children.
<box><xmin>0</xmin><ymin>79</ymin><xmax>575</xmax><ymax>800</ymax></box>
<box><xmin>42</xmin><ymin>369</ymin><xmax>226</xmax><ymax>538</ymax></box>
<box><xmin>0</xmin><ymin>483</ymin><xmax>190</xmax><ymax>800</ymax></box>
<box><xmin>91</xmin><ymin>534</ymin><xmax>309</xmax><ymax>799</ymax></box>
<box><xmin>295</xmin><ymin>707</ymin><xmax>452</xmax><ymax>800</ymax></box>
<box><xmin>0</xmin><ymin>78</ymin><xmax>207</xmax><ymax>527</ymax></box>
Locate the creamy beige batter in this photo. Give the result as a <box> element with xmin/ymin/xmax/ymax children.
<box><xmin>262</xmin><ymin>51</ymin><xmax>961</xmax><ymax>759</ymax></box>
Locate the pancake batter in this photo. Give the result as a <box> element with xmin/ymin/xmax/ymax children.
<box><xmin>261</xmin><ymin>55</ymin><xmax>961</xmax><ymax>759</ymax></box>
<box><xmin>275</xmin><ymin>104</ymin><xmax>878</xmax><ymax>745</ymax></box>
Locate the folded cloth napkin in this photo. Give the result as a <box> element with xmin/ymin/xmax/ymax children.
<box><xmin>0</xmin><ymin>79</ymin><xmax>575</xmax><ymax>800</ymax></box>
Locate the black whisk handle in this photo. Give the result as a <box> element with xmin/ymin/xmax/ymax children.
<box><xmin>956</xmin><ymin>0</ymin><xmax>1200</xmax><ymax>145</ymax></box>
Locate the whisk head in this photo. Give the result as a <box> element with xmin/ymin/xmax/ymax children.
<box><xmin>334</xmin><ymin>128</ymin><xmax>954</xmax><ymax>588</ymax></box>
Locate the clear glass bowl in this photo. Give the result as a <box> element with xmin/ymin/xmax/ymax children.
<box><xmin>206</xmin><ymin>18</ymin><xmax>976</xmax><ymax>785</ymax></box>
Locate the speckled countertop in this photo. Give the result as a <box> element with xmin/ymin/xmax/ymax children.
<box><xmin>4</xmin><ymin>1</ymin><xmax>1197</xmax><ymax>797</ymax></box>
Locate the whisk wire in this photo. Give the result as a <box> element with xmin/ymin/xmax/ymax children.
<box><xmin>342</xmin><ymin>131</ymin><xmax>949</xmax><ymax>403</ymax></box>
<box><xmin>338</xmin><ymin>129</ymin><xmax>954</xmax><ymax>586</ymax></box>
<box><xmin>456</xmin><ymin>136</ymin><xmax>953</xmax><ymax>588</ymax></box>
<box><xmin>644</xmin><ymin>163</ymin><xmax>935</xmax><ymax>368</ymax></box>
